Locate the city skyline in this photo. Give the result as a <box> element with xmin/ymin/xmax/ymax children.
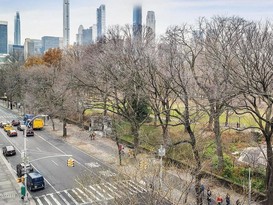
<box><xmin>1</xmin><ymin>0</ymin><xmax>273</xmax><ymax>44</ymax></box>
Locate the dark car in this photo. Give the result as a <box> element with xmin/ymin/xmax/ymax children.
<box><xmin>7</xmin><ymin>130</ymin><xmax>18</xmax><ymax>137</ymax></box>
<box><xmin>11</xmin><ymin>119</ymin><xmax>20</xmax><ymax>126</ymax></box>
<box><xmin>26</xmin><ymin>128</ymin><xmax>34</xmax><ymax>137</ymax></box>
<box><xmin>2</xmin><ymin>145</ymin><xmax>16</xmax><ymax>156</ymax></box>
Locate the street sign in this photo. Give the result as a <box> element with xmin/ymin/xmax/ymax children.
<box><xmin>158</xmin><ymin>145</ymin><xmax>165</xmax><ymax>157</ymax></box>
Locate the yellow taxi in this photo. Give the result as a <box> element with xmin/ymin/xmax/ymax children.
<box><xmin>4</xmin><ymin>124</ymin><xmax>13</xmax><ymax>132</ymax></box>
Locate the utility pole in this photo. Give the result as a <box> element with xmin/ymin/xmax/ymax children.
<box><xmin>22</xmin><ymin>124</ymin><xmax>28</xmax><ymax>204</ymax></box>
<box><xmin>248</xmin><ymin>167</ymin><xmax>251</xmax><ymax>205</ymax></box>
<box><xmin>158</xmin><ymin>145</ymin><xmax>165</xmax><ymax>190</ymax></box>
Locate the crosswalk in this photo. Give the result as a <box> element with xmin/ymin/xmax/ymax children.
<box><xmin>33</xmin><ymin>180</ymin><xmax>147</xmax><ymax>205</ymax></box>
<box><xmin>0</xmin><ymin>114</ymin><xmax>19</xmax><ymax>121</ymax></box>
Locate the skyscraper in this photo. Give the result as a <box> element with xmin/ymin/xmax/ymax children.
<box><xmin>96</xmin><ymin>4</ymin><xmax>106</xmax><ymax>41</ymax></box>
<box><xmin>133</xmin><ymin>5</ymin><xmax>142</xmax><ymax>39</ymax></box>
<box><xmin>146</xmin><ymin>11</ymin><xmax>155</xmax><ymax>38</ymax></box>
<box><xmin>0</xmin><ymin>21</ymin><xmax>8</xmax><ymax>54</ymax></box>
<box><xmin>63</xmin><ymin>0</ymin><xmax>70</xmax><ymax>47</ymax></box>
<box><xmin>14</xmin><ymin>11</ymin><xmax>21</xmax><ymax>45</ymax></box>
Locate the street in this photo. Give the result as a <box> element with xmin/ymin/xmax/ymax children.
<box><xmin>0</xmin><ymin>106</ymin><xmax>148</xmax><ymax>205</ymax></box>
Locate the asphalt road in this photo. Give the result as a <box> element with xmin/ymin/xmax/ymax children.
<box><xmin>0</xmin><ymin>106</ymin><xmax>152</xmax><ymax>205</ymax></box>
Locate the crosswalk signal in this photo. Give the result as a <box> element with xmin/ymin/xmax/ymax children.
<box><xmin>67</xmin><ymin>158</ymin><xmax>75</xmax><ymax>167</ymax></box>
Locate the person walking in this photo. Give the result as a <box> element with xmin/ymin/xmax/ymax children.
<box><xmin>207</xmin><ymin>187</ymin><xmax>212</xmax><ymax>205</ymax></box>
<box><xmin>226</xmin><ymin>193</ymin><xmax>230</xmax><ymax>205</ymax></box>
<box><xmin>216</xmin><ymin>194</ymin><xmax>223</xmax><ymax>205</ymax></box>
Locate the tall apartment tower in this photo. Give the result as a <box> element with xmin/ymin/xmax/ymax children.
<box><xmin>133</xmin><ymin>5</ymin><xmax>142</xmax><ymax>39</ymax></box>
<box><xmin>0</xmin><ymin>21</ymin><xmax>8</xmax><ymax>54</ymax></box>
<box><xmin>146</xmin><ymin>11</ymin><xmax>155</xmax><ymax>38</ymax></box>
<box><xmin>14</xmin><ymin>12</ymin><xmax>21</xmax><ymax>45</ymax></box>
<box><xmin>96</xmin><ymin>4</ymin><xmax>106</xmax><ymax>41</ymax></box>
<box><xmin>63</xmin><ymin>0</ymin><xmax>70</xmax><ymax>47</ymax></box>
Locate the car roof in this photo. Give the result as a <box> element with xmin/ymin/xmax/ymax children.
<box><xmin>28</xmin><ymin>172</ymin><xmax>43</xmax><ymax>178</ymax></box>
<box><xmin>6</xmin><ymin>146</ymin><xmax>15</xmax><ymax>151</ymax></box>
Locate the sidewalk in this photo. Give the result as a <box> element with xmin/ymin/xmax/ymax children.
<box><xmin>0</xmin><ymin>147</ymin><xmax>21</xmax><ymax>205</ymax></box>
<box><xmin>43</xmin><ymin>118</ymin><xmax>259</xmax><ymax>205</ymax></box>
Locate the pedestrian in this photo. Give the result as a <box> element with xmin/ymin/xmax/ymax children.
<box><xmin>89</xmin><ymin>132</ymin><xmax>96</xmax><ymax>140</ymax></box>
<box><xmin>236</xmin><ymin>199</ymin><xmax>241</xmax><ymax>205</ymax></box>
<box><xmin>226</xmin><ymin>193</ymin><xmax>230</xmax><ymax>205</ymax></box>
<box><xmin>207</xmin><ymin>187</ymin><xmax>212</xmax><ymax>205</ymax></box>
<box><xmin>201</xmin><ymin>184</ymin><xmax>205</xmax><ymax>197</ymax></box>
<box><xmin>216</xmin><ymin>194</ymin><xmax>223</xmax><ymax>205</ymax></box>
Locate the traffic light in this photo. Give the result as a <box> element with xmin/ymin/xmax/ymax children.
<box><xmin>67</xmin><ymin>158</ymin><xmax>75</xmax><ymax>167</ymax></box>
<box><xmin>139</xmin><ymin>159</ymin><xmax>148</xmax><ymax>170</ymax></box>
<box><xmin>17</xmin><ymin>176</ymin><xmax>25</xmax><ymax>183</ymax></box>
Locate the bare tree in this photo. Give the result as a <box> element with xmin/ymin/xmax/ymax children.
<box><xmin>161</xmin><ymin>25</ymin><xmax>204</xmax><ymax>205</ymax></box>
<box><xmin>231</xmin><ymin>21</ymin><xmax>273</xmax><ymax>205</ymax></box>
<box><xmin>191</xmin><ymin>16</ymin><xmax>246</xmax><ymax>170</ymax></box>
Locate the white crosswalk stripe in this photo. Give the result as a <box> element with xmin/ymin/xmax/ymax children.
<box><xmin>49</xmin><ymin>193</ymin><xmax>62</xmax><ymax>205</ymax></box>
<box><xmin>64</xmin><ymin>190</ymin><xmax>79</xmax><ymax>205</ymax></box>
<box><xmin>33</xmin><ymin>180</ymin><xmax>146</xmax><ymax>205</ymax></box>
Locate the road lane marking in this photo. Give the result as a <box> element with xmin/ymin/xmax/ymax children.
<box><xmin>105</xmin><ymin>182</ymin><xmax>126</xmax><ymax>197</ymax></box>
<box><xmin>35</xmin><ymin>197</ymin><xmax>43</xmax><ymax>205</ymax></box>
<box><xmin>89</xmin><ymin>185</ymin><xmax>106</xmax><ymax>199</ymax></box>
<box><xmin>44</xmin><ymin>195</ymin><xmax>52</xmax><ymax>205</ymax></box>
<box><xmin>75</xmin><ymin>188</ymin><xmax>93</xmax><ymax>203</ymax></box>
<box><xmin>64</xmin><ymin>190</ymin><xmax>79</xmax><ymax>205</ymax></box>
<box><xmin>36</xmin><ymin>147</ymin><xmax>42</xmax><ymax>152</ymax></box>
<box><xmin>95</xmin><ymin>184</ymin><xmax>114</xmax><ymax>200</ymax></box>
<box><xmin>57</xmin><ymin>192</ymin><xmax>70</xmax><ymax>205</ymax></box>
<box><xmin>75</xmin><ymin>179</ymin><xmax>100</xmax><ymax>201</ymax></box>
<box><xmin>72</xmin><ymin>189</ymin><xmax>85</xmax><ymax>203</ymax></box>
<box><xmin>49</xmin><ymin>193</ymin><xmax>62</xmax><ymax>205</ymax></box>
<box><xmin>51</xmin><ymin>160</ymin><xmax>59</xmax><ymax>166</ymax></box>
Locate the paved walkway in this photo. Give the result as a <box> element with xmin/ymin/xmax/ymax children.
<box><xmin>0</xmin><ymin>103</ymin><xmax>260</xmax><ymax>204</ymax></box>
<box><xmin>0</xmin><ymin>147</ymin><xmax>21</xmax><ymax>205</ymax></box>
<box><xmin>43</xmin><ymin>118</ymin><xmax>259</xmax><ymax>205</ymax></box>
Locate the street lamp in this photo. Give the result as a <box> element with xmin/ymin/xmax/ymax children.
<box><xmin>158</xmin><ymin>145</ymin><xmax>165</xmax><ymax>189</ymax></box>
<box><xmin>248</xmin><ymin>167</ymin><xmax>251</xmax><ymax>205</ymax></box>
<box><xmin>21</xmin><ymin>115</ymin><xmax>43</xmax><ymax>203</ymax></box>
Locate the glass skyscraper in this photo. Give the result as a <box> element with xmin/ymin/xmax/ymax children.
<box><xmin>133</xmin><ymin>5</ymin><xmax>142</xmax><ymax>39</ymax></box>
<box><xmin>96</xmin><ymin>4</ymin><xmax>106</xmax><ymax>41</ymax></box>
<box><xmin>0</xmin><ymin>21</ymin><xmax>8</xmax><ymax>54</ymax></box>
<box><xmin>14</xmin><ymin>11</ymin><xmax>21</xmax><ymax>45</ymax></box>
<box><xmin>63</xmin><ymin>0</ymin><xmax>70</xmax><ymax>47</ymax></box>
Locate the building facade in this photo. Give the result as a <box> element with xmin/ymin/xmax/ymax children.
<box><xmin>97</xmin><ymin>4</ymin><xmax>106</xmax><ymax>41</ymax></box>
<box><xmin>76</xmin><ymin>25</ymin><xmax>92</xmax><ymax>45</ymax></box>
<box><xmin>146</xmin><ymin>11</ymin><xmax>155</xmax><ymax>38</ymax></box>
<box><xmin>0</xmin><ymin>21</ymin><xmax>8</xmax><ymax>54</ymax></box>
<box><xmin>41</xmin><ymin>36</ymin><xmax>61</xmax><ymax>53</ymax></box>
<box><xmin>24</xmin><ymin>38</ymin><xmax>35</xmax><ymax>59</ymax></box>
<box><xmin>14</xmin><ymin>11</ymin><xmax>21</xmax><ymax>45</ymax></box>
<box><xmin>133</xmin><ymin>5</ymin><xmax>142</xmax><ymax>39</ymax></box>
<box><xmin>63</xmin><ymin>0</ymin><xmax>70</xmax><ymax>47</ymax></box>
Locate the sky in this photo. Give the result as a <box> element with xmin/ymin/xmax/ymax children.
<box><xmin>1</xmin><ymin>0</ymin><xmax>273</xmax><ymax>45</ymax></box>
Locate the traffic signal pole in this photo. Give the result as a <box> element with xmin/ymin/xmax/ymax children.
<box><xmin>23</xmin><ymin>125</ymin><xmax>28</xmax><ymax>203</ymax></box>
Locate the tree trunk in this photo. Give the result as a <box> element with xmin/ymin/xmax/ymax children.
<box><xmin>225</xmin><ymin>109</ymin><xmax>229</xmax><ymax>127</ymax></box>
<box><xmin>50</xmin><ymin>117</ymin><xmax>55</xmax><ymax>131</ymax></box>
<box><xmin>131</xmin><ymin>123</ymin><xmax>140</xmax><ymax>158</ymax></box>
<box><xmin>207</xmin><ymin>106</ymin><xmax>214</xmax><ymax>131</ymax></box>
<box><xmin>214</xmin><ymin>111</ymin><xmax>224</xmax><ymax>170</ymax></box>
<box><xmin>265</xmin><ymin>136</ymin><xmax>273</xmax><ymax>205</ymax></box>
<box><xmin>63</xmin><ymin>118</ymin><xmax>67</xmax><ymax>137</ymax></box>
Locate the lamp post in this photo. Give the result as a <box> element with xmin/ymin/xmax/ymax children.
<box><xmin>248</xmin><ymin>167</ymin><xmax>251</xmax><ymax>205</ymax></box>
<box><xmin>158</xmin><ymin>145</ymin><xmax>165</xmax><ymax>190</ymax></box>
<box><xmin>20</xmin><ymin>124</ymin><xmax>28</xmax><ymax>204</ymax></box>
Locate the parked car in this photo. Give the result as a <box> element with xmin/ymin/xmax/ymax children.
<box><xmin>7</xmin><ymin>130</ymin><xmax>17</xmax><ymax>137</ymax></box>
<box><xmin>26</xmin><ymin>128</ymin><xmax>34</xmax><ymax>137</ymax></box>
<box><xmin>16</xmin><ymin>163</ymin><xmax>34</xmax><ymax>177</ymax></box>
<box><xmin>3</xmin><ymin>124</ymin><xmax>13</xmax><ymax>132</ymax></box>
<box><xmin>2</xmin><ymin>145</ymin><xmax>16</xmax><ymax>156</ymax></box>
<box><xmin>11</xmin><ymin>119</ymin><xmax>20</xmax><ymax>126</ymax></box>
